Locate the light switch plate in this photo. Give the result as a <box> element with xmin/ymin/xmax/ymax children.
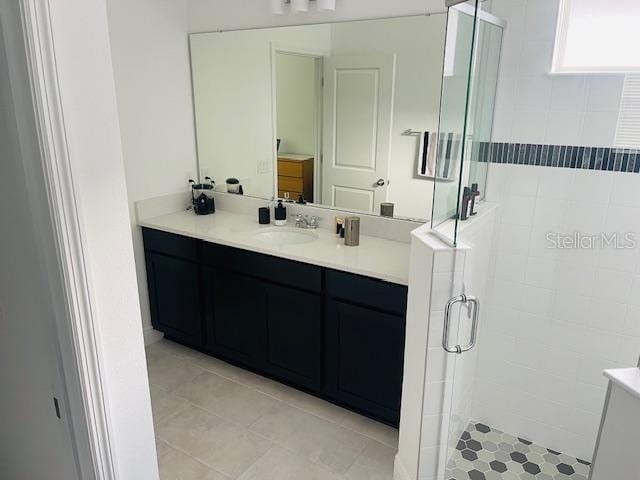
<box><xmin>258</xmin><ymin>157</ymin><xmax>272</xmax><ymax>173</ymax></box>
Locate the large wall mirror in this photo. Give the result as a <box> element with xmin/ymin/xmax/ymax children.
<box><xmin>190</xmin><ymin>15</ymin><xmax>448</xmax><ymax>221</ymax></box>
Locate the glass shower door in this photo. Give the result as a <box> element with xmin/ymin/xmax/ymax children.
<box><xmin>420</xmin><ymin>2</ymin><xmax>480</xmax><ymax>480</ymax></box>
<box><xmin>420</xmin><ymin>2</ymin><xmax>504</xmax><ymax>479</ymax></box>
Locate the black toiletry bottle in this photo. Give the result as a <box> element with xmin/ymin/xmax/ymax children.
<box><xmin>274</xmin><ymin>200</ymin><xmax>287</xmax><ymax>226</ymax></box>
<box><xmin>469</xmin><ymin>183</ymin><xmax>480</xmax><ymax>216</ymax></box>
<box><xmin>460</xmin><ymin>187</ymin><xmax>471</xmax><ymax>221</ymax></box>
<box><xmin>258</xmin><ymin>207</ymin><xmax>270</xmax><ymax>224</ymax></box>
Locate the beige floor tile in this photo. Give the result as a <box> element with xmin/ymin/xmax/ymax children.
<box><xmin>156</xmin><ymin>437</ymin><xmax>174</xmax><ymax>458</ymax></box>
<box><xmin>343</xmin><ymin>440</ymin><xmax>396</xmax><ymax>480</ymax></box>
<box><xmin>190</xmin><ymin>353</ymin><xmax>271</xmax><ymax>389</ymax></box>
<box><xmin>150</xmin><ymin>386</ymin><xmax>190</xmax><ymax>426</ymax></box>
<box><xmin>148</xmin><ymin>338</ymin><xmax>203</xmax><ymax>362</ymax></box>
<box><xmin>146</xmin><ymin>349</ymin><xmax>205</xmax><ymax>393</ymax></box>
<box><xmin>157</xmin><ymin>440</ymin><xmax>230</xmax><ymax>480</ymax></box>
<box><xmin>156</xmin><ymin>405</ymin><xmax>273</xmax><ymax>479</ymax></box>
<box><xmin>340</xmin><ymin>411</ymin><xmax>399</xmax><ymax>449</ymax></box>
<box><xmin>173</xmin><ymin>371</ymin><xmax>281</xmax><ymax>427</ymax></box>
<box><xmin>237</xmin><ymin>446</ymin><xmax>342</xmax><ymax>480</ymax></box>
<box><xmin>253</xmin><ymin>381</ymin><xmax>349</xmax><ymax>424</ymax></box>
<box><xmin>249</xmin><ymin>402</ymin><xmax>369</xmax><ymax>474</ymax></box>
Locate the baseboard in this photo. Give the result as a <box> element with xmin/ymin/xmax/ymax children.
<box><xmin>394</xmin><ymin>454</ymin><xmax>413</xmax><ymax>480</ymax></box>
<box><xmin>143</xmin><ymin>326</ymin><xmax>163</xmax><ymax>346</ymax></box>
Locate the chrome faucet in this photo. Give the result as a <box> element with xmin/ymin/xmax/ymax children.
<box><xmin>294</xmin><ymin>214</ymin><xmax>320</xmax><ymax>229</ymax></box>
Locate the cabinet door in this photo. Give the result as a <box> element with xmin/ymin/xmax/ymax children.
<box><xmin>146</xmin><ymin>253</ymin><xmax>204</xmax><ymax>347</ymax></box>
<box><xmin>325</xmin><ymin>299</ymin><xmax>405</xmax><ymax>426</ymax></box>
<box><xmin>265</xmin><ymin>284</ymin><xmax>322</xmax><ymax>390</ymax></box>
<box><xmin>208</xmin><ymin>270</ymin><xmax>267</xmax><ymax>366</ymax></box>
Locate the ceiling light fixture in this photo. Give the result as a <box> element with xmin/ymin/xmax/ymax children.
<box><xmin>269</xmin><ymin>0</ymin><xmax>337</xmax><ymax>15</ymax></box>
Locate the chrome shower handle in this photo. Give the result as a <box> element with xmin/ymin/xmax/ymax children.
<box><xmin>442</xmin><ymin>294</ymin><xmax>480</xmax><ymax>354</ymax></box>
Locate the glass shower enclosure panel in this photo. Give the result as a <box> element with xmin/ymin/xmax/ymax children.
<box><xmin>419</xmin><ymin>2</ymin><xmax>505</xmax><ymax>480</ymax></box>
<box><xmin>466</xmin><ymin>15</ymin><xmax>504</xmax><ymax>201</ymax></box>
<box><xmin>431</xmin><ymin>1</ymin><xmax>479</xmax><ymax>245</ymax></box>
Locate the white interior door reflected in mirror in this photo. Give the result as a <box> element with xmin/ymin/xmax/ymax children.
<box><xmin>189</xmin><ymin>16</ymin><xmax>447</xmax><ymax>222</ymax></box>
<box><xmin>322</xmin><ymin>54</ymin><xmax>396</xmax><ymax>214</ymax></box>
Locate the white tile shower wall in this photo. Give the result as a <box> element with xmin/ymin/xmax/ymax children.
<box><xmin>489</xmin><ymin>0</ymin><xmax>625</xmax><ymax>147</ymax></box>
<box><xmin>476</xmin><ymin>162</ymin><xmax>640</xmax><ymax>461</ymax></box>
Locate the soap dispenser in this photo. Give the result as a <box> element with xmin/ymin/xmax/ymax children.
<box><xmin>274</xmin><ymin>200</ymin><xmax>287</xmax><ymax>226</ymax></box>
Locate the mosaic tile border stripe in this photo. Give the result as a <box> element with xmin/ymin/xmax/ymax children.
<box><xmin>476</xmin><ymin>142</ymin><xmax>640</xmax><ymax>173</ymax></box>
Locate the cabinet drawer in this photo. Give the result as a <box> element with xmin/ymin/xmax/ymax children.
<box><xmin>278</xmin><ymin>160</ymin><xmax>304</xmax><ymax>178</ymax></box>
<box><xmin>202</xmin><ymin>242</ymin><xmax>322</xmax><ymax>292</ymax></box>
<box><xmin>142</xmin><ymin>227</ymin><xmax>198</xmax><ymax>262</ymax></box>
<box><xmin>278</xmin><ymin>176</ymin><xmax>303</xmax><ymax>192</ymax></box>
<box><xmin>326</xmin><ymin>269</ymin><xmax>407</xmax><ymax>315</ymax></box>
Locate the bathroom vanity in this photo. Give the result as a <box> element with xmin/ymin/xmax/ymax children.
<box><xmin>141</xmin><ymin>214</ymin><xmax>408</xmax><ymax>426</ymax></box>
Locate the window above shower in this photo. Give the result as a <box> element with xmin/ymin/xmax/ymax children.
<box><xmin>552</xmin><ymin>0</ymin><xmax>640</xmax><ymax>74</ymax></box>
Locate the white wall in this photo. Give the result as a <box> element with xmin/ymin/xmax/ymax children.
<box><xmin>188</xmin><ymin>0</ymin><xmax>447</xmax><ymax>32</ymax></box>
<box><xmin>329</xmin><ymin>15</ymin><xmax>446</xmax><ymax>220</ymax></box>
<box><xmin>48</xmin><ymin>0</ymin><xmax>159</xmax><ymax>477</ymax></box>
<box><xmin>476</xmin><ymin>163</ymin><xmax>640</xmax><ymax>460</ymax></box>
<box><xmin>0</xmin><ymin>2</ymin><xmax>82</xmax><ymax>477</ymax></box>
<box><xmin>491</xmin><ymin>0</ymin><xmax>625</xmax><ymax>147</ymax></box>
<box><xmin>276</xmin><ymin>53</ymin><xmax>317</xmax><ymax>155</ymax></box>
<box><xmin>107</xmin><ymin>0</ymin><xmax>198</xmax><ymax>342</ymax></box>
<box><xmin>190</xmin><ymin>25</ymin><xmax>331</xmax><ymax>199</ymax></box>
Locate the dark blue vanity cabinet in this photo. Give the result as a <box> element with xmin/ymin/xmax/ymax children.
<box><xmin>325</xmin><ymin>271</ymin><xmax>408</xmax><ymax>426</ymax></box>
<box><xmin>142</xmin><ymin>227</ymin><xmax>407</xmax><ymax>426</ymax></box>
<box><xmin>143</xmin><ymin>229</ymin><xmax>205</xmax><ymax>348</ymax></box>
<box><xmin>201</xmin><ymin>243</ymin><xmax>323</xmax><ymax>391</ymax></box>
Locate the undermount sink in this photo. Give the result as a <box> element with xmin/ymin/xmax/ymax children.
<box><xmin>254</xmin><ymin>227</ymin><xmax>318</xmax><ymax>245</ymax></box>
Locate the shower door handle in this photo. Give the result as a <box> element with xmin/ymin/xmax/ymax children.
<box><xmin>442</xmin><ymin>294</ymin><xmax>480</xmax><ymax>354</ymax></box>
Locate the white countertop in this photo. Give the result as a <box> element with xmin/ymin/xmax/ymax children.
<box><xmin>604</xmin><ymin>368</ymin><xmax>640</xmax><ymax>400</ymax></box>
<box><xmin>138</xmin><ymin>210</ymin><xmax>410</xmax><ymax>285</ymax></box>
<box><xmin>277</xmin><ymin>154</ymin><xmax>313</xmax><ymax>161</ymax></box>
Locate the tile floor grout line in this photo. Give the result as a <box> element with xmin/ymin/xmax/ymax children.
<box><xmin>155</xmin><ymin>436</ymin><xmax>235</xmax><ymax>479</ymax></box>
<box><xmin>152</xmin><ymin>345</ymin><xmax>402</xmax><ymax>449</ymax></box>
<box><xmin>335</xmin><ymin>436</ymin><xmax>375</xmax><ymax>477</ymax></box>
<box><xmin>234</xmin><ymin>444</ymin><xmax>278</xmax><ymax>480</ymax></box>
<box><xmin>159</xmin><ymin>344</ymin><xmax>399</xmax><ymax>447</ymax></box>
<box><xmin>153</xmin><ymin>392</ymin><xmax>362</xmax><ymax>477</ymax></box>
<box><xmin>149</xmin><ymin>344</ymin><xmax>399</xmax><ymax>474</ymax></box>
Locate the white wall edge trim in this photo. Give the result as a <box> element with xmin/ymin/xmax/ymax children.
<box><xmin>19</xmin><ymin>1</ymin><xmax>117</xmax><ymax>478</ymax></box>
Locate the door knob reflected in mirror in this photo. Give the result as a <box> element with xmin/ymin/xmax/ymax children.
<box><xmin>375</xmin><ymin>179</ymin><xmax>386</xmax><ymax>187</ymax></box>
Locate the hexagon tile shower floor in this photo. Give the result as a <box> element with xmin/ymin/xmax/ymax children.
<box><xmin>446</xmin><ymin>422</ymin><xmax>591</xmax><ymax>480</ymax></box>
